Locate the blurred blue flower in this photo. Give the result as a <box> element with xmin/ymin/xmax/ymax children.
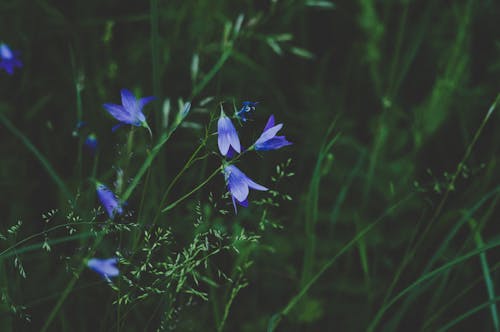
<box><xmin>96</xmin><ymin>182</ymin><xmax>123</xmax><ymax>219</ymax></box>
<box><xmin>217</xmin><ymin>109</ymin><xmax>241</xmax><ymax>157</ymax></box>
<box><xmin>253</xmin><ymin>115</ymin><xmax>292</xmax><ymax>151</ymax></box>
<box><xmin>87</xmin><ymin>258</ymin><xmax>119</xmax><ymax>282</ymax></box>
<box><xmin>84</xmin><ymin>133</ymin><xmax>98</xmax><ymax>154</ymax></box>
<box><xmin>0</xmin><ymin>43</ymin><xmax>22</xmax><ymax>75</ymax></box>
<box><xmin>223</xmin><ymin>164</ymin><xmax>268</xmax><ymax>213</ymax></box>
<box><xmin>103</xmin><ymin>89</ymin><xmax>155</xmax><ymax>135</ymax></box>
<box><xmin>236</xmin><ymin>101</ymin><xmax>258</xmax><ymax>122</ymax></box>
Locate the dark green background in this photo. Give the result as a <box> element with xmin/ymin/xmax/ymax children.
<box><xmin>1</xmin><ymin>0</ymin><xmax>499</xmax><ymax>331</ymax></box>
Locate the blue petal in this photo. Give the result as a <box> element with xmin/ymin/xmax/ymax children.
<box><xmin>255</xmin><ymin>136</ymin><xmax>292</xmax><ymax>151</ymax></box>
<box><xmin>226</xmin><ymin>146</ymin><xmax>240</xmax><ymax>159</ymax></box>
<box><xmin>96</xmin><ymin>183</ymin><xmax>123</xmax><ymax>219</ymax></box>
<box><xmin>224</xmin><ymin>165</ymin><xmax>267</xmax><ymax>209</ymax></box>
<box><xmin>120</xmin><ymin>89</ymin><xmax>138</xmax><ymax>114</ymax></box>
<box><xmin>103</xmin><ymin>103</ymin><xmax>133</xmax><ymax>123</ymax></box>
<box><xmin>238</xmin><ymin>198</ymin><xmax>249</xmax><ymax>207</ymax></box>
<box><xmin>87</xmin><ymin>257</ymin><xmax>119</xmax><ymax>280</ymax></box>
<box><xmin>263</xmin><ymin>115</ymin><xmax>275</xmax><ymax>132</ymax></box>
<box><xmin>226</xmin><ymin>165</ymin><xmax>249</xmax><ymax>202</ymax></box>
<box><xmin>254</xmin><ymin>123</ymin><xmax>283</xmax><ymax>146</ymax></box>
<box><xmin>245</xmin><ymin>177</ymin><xmax>268</xmax><ymax>191</ymax></box>
<box><xmin>139</xmin><ymin>96</ymin><xmax>156</xmax><ymax>109</ymax></box>
<box><xmin>217</xmin><ymin>110</ymin><xmax>241</xmax><ymax>156</ymax></box>
<box><xmin>0</xmin><ymin>43</ymin><xmax>13</xmax><ymax>60</ymax></box>
<box><xmin>112</xmin><ymin>123</ymin><xmax>125</xmax><ymax>132</ymax></box>
<box><xmin>0</xmin><ymin>44</ymin><xmax>22</xmax><ymax>75</ymax></box>
<box><xmin>0</xmin><ymin>62</ymin><xmax>14</xmax><ymax>75</ymax></box>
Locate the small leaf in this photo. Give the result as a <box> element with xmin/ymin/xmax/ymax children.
<box><xmin>305</xmin><ymin>0</ymin><xmax>335</xmax><ymax>9</ymax></box>
<box><xmin>290</xmin><ymin>46</ymin><xmax>315</xmax><ymax>59</ymax></box>
<box><xmin>266</xmin><ymin>38</ymin><xmax>283</xmax><ymax>56</ymax></box>
<box><xmin>190</xmin><ymin>53</ymin><xmax>199</xmax><ymax>82</ymax></box>
<box><xmin>233</xmin><ymin>14</ymin><xmax>244</xmax><ymax>38</ymax></box>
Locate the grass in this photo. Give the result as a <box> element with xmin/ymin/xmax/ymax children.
<box><xmin>1</xmin><ymin>0</ymin><xmax>499</xmax><ymax>331</ymax></box>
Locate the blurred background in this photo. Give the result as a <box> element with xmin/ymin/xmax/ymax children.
<box><xmin>1</xmin><ymin>0</ymin><xmax>499</xmax><ymax>331</ymax></box>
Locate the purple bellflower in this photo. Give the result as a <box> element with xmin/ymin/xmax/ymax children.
<box><xmin>103</xmin><ymin>89</ymin><xmax>155</xmax><ymax>135</ymax></box>
<box><xmin>236</xmin><ymin>101</ymin><xmax>258</xmax><ymax>122</ymax></box>
<box><xmin>87</xmin><ymin>258</ymin><xmax>119</xmax><ymax>282</ymax></box>
<box><xmin>223</xmin><ymin>164</ymin><xmax>268</xmax><ymax>213</ymax></box>
<box><xmin>96</xmin><ymin>182</ymin><xmax>123</xmax><ymax>219</ymax></box>
<box><xmin>0</xmin><ymin>43</ymin><xmax>22</xmax><ymax>75</ymax></box>
<box><xmin>217</xmin><ymin>109</ymin><xmax>241</xmax><ymax>157</ymax></box>
<box><xmin>253</xmin><ymin>115</ymin><xmax>292</xmax><ymax>151</ymax></box>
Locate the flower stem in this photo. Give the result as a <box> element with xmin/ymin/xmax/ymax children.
<box><xmin>161</xmin><ymin>166</ymin><xmax>222</xmax><ymax>213</ymax></box>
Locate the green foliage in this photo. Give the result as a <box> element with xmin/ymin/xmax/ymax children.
<box><xmin>1</xmin><ymin>0</ymin><xmax>499</xmax><ymax>331</ymax></box>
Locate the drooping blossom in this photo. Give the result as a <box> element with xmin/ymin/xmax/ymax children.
<box><xmin>103</xmin><ymin>89</ymin><xmax>155</xmax><ymax>134</ymax></box>
<box><xmin>253</xmin><ymin>115</ymin><xmax>292</xmax><ymax>151</ymax></box>
<box><xmin>236</xmin><ymin>101</ymin><xmax>258</xmax><ymax>122</ymax></box>
<box><xmin>87</xmin><ymin>258</ymin><xmax>119</xmax><ymax>282</ymax></box>
<box><xmin>217</xmin><ymin>109</ymin><xmax>241</xmax><ymax>157</ymax></box>
<box><xmin>0</xmin><ymin>43</ymin><xmax>22</xmax><ymax>75</ymax></box>
<box><xmin>84</xmin><ymin>133</ymin><xmax>98</xmax><ymax>154</ymax></box>
<box><xmin>223</xmin><ymin>164</ymin><xmax>268</xmax><ymax>213</ymax></box>
<box><xmin>96</xmin><ymin>182</ymin><xmax>123</xmax><ymax>219</ymax></box>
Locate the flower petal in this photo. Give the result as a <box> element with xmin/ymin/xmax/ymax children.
<box><xmin>254</xmin><ymin>123</ymin><xmax>283</xmax><ymax>146</ymax></box>
<box><xmin>120</xmin><ymin>89</ymin><xmax>137</xmax><ymax>113</ymax></box>
<box><xmin>245</xmin><ymin>177</ymin><xmax>268</xmax><ymax>191</ymax></box>
<box><xmin>263</xmin><ymin>115</ymin><xmax>275</xmax><ymax>132</ymax></box>
<box><xmin>0</xmin><ymin>44</ymin><xmax>13</xmax><ymax>60</ymax></box>
<box><xmin>237</xmin><ymin>198</ymin><xmax>249</xmax><ymax>207</ymax></box>
<box><xmin>103</xmin><ymin>258</ymin><xmax>120</xmax><ymax>277</ymax></box>
<box><xmin>87</xmin><ymin>258</ymin><xmax>120</xmax><ymax>280</ymax></box>
<box><xmin>225</xmin><ymin>165</ymin><xmax>250</xmax><ymax>202</ymax></box>
<box><xmin>103</xmin><ymin>103</ymin><xmax>133</xmax><ymax>123</ymax></box>
<box><xmin>255</xmin><ymin>136</ymin><xmax>292</xmax><ymax>151</ymax></box>
<box><xmin>96</xmin><ymin>183</ymin><xmax>122</xmax><ymax>219</ymax></box>
<box><xmin>139</xmin><ymin>96</ymin><xmax>156</xmax><ymax>109</ymax></box>
<box><xmin>217</xmin><ymin>111</ymin><xmax>241</xmax><ymax>155</ymax></box>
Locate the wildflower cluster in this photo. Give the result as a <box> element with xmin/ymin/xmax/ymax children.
<box><xmin>218</xmin><ymin>103</ymin><xmax>292</xmax><ymax>212</ymax></box>
<box><xmin>1</xmin><ymin>33</ymin><xmax>293</xmax><ymax>323</ymax></box>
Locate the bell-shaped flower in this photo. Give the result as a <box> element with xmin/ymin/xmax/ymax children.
<box><xmin>87</xmin><ymin>257</ymin><xmax>119</xmax><ymax>282</ymax></box>
<box><xmin>0</xmin><ymin>43</ymin><xmax>22</xmax><ymax>75</ymax></box>
<box><xmin>103</xmin><ymin>89</ymin><xmax>155</xmax><ymax>134</ymax></box>
<box><xmin>236</xmin><ymin>101</ymin><xmax>258</xmax><ymax>122</ymax></box>
<box><xmin>253</xmin><ymin>115</ymin><xmax>292</xmax><ymax>151</ymax></box>
<box><xmin>223</xmin><ymin>164</ymin><xmax>268</xmax><ymax>213</ymax></box>
<box><xmin>96</xmin><ymin>182</ymin><xmax>123</xmax><ymax>219</ymax></box>
<box><xmin>217</xmin><ymin>109</ymin><xmax>241</xmax><ymax>157</ymax></box>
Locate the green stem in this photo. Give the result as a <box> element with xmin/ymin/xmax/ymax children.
<box><xmin>153</xmin><ymin>143</ymin><xmax>205</xmax><ymax>219</ymax></box>
<box><xmin>0</xmin><ymin>221</ymin><xmax>101</xmax><ymax>257</ymax></box>
<box><xmin>191</xmin><ymin>49</ymin><xmax>232</xmax><ymax>99</ymax></box>
<box><xmin>161</xmin><ymin>166</ymin><xmax>222</xmax><ymax>213</ymax></box>
<box><xmin>0</xmin><ymin>112</ymin><xmax>74</xmax><ymax>206</ymax></box>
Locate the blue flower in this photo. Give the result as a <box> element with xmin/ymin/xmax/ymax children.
<box><xmin>0</xmin><ymin>43</ymin><xmax>22</xmax><ymax>75</ymax></box>
<box><xmin>253</xmin><ymin>115</ymin><xmax>292</xmax><ymax>151</ymax></box>
<box><xmin>84</xmin><ymin>133</ymin><xmax>98</xmax><ymax>154</ymax></box>
<box><xmin>223</xmin><ymin>164</ymin><xmax>268</xmax><ymax>213</ymax></box>
<box><xmin>103</xmin><ymin>89</ymin><xmax>155</xmax><ymax>134</ymax></box>
<box><xmin>87</xmin><ymin>258</ymin><xmax>119</xmax><ymax>282</ymax></box>
<box><xmin>96</xmin><ymin>182</ymin><xmax>123</xmax><ymax>219</ymax></box>
<box><xmin>236</xmin><ymin>101</ymin><xmax>258</xmax><ymax>122</ymax></box>
<box><xmin>217</xmin><ymin>109</ymin><xmax>241</xmax><ymax>157</ymax></box>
